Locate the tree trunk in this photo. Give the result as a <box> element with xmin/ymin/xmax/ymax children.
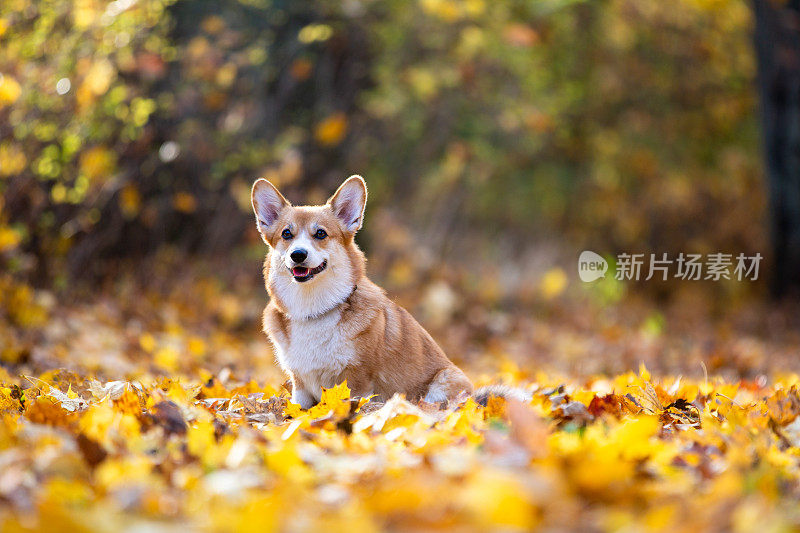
<box><xmin>754</xmin><ymin>0</ymin><xmax>800</xmax><ymax>298</ymax></box>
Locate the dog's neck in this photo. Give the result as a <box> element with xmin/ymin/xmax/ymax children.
<box><xmin>269</xmin><ymin>270</ymin><xmax>359</xmax><ymax>321</ymax></box>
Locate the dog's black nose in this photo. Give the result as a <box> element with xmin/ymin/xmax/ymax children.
<box><xmin>290</xmin><ymin>249</ymin><xmax>308</xmax><ymax>264</ymax></box>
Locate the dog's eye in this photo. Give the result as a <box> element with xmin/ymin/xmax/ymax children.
<box><xmin>314</xmin><ymin>229</ymin><xmax>327</xmax><ymax>240</ymax></box>
<box><xmin>281</xmin><ymin>229</ymin><xmax>293</xmax><ymax>240</ymax></box>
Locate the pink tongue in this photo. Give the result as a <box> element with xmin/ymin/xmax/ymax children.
<box><xmin>293</xmin><ymin>267</ymin><xmax>309</xmax><ymax>276</ymax></box>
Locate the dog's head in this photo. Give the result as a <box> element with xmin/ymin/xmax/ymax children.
<box><xmin>251</xmin><ymin>175</ymin><xmax>367</xmax><ymax>317</ymax></box>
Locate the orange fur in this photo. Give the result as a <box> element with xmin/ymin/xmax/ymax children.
<box><xmin>252</xmin><ymin>175</ymin><xmax>473</xmax><ymax>407</ymax></box>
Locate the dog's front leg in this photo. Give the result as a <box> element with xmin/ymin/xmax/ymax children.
<box><xmin>292</xmin><ymin>389</ymin><xmax>316</xmax><ymax>409</ymax></box>
<box><xmin>290</xmin><ymin>376</ymin><xmax>317</xmax><ymax>409</ymax></box>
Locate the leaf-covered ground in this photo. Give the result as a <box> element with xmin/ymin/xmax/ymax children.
<box><xmin>2</xmin><ymin>262</ymin><xmax>800</xmax><ymax>532</ymax></box>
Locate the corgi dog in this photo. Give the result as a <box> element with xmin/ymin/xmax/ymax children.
<box><xmin>250</xmin><ymin>175</ymin><xmax>476</xmax><ymax>409</ymax></box>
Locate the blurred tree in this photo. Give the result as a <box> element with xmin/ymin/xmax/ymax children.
<box><xmin>0</xmin><ymin>0</ymin><xmax>765</xmax><ymax>303</ymax></box>
<box><xmin>754</xmin><ymin>0</ymin><xmax>800</xmax><ymax>299</ymax></box>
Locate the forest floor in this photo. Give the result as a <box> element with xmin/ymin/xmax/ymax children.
<box><xmin>2</xmin><ymin>253</ymin><xmax>800</xmax><ymax>532</ymax></box>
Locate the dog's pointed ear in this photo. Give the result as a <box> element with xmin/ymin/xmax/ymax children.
<box><xmin>328</xmin><ymin>175</ymin><xmax>367</xmax><ymax>234</ymax></box>
<box><xmin>251</xmin><ymin>179</ymin><xmax>290</xmax><ymax>242</ymax></box>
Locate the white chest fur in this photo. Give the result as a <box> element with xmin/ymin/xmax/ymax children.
<box><xmin>271</xmin><ymin>309</ymin><xmax>356</xmax><ymax>403</ymax></box>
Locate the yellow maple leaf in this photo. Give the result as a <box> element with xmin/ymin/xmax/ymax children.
<box><xmin>119</xmin><ymin>185</ymin><xmax>142</xmax><ymax>219</ymax></box>
<box><xmin>540</xmin><ymin>267</ymin><xmax>567</xmax><ymax>300</ymax></box>
<box><xmin>95</xmin><ymin>456</ymin><xmax>156</xmax><ymax>490</ymax></box>
<box><xmin>314</xmin><ymin>113</ymin><xmax>348</xmax><ymax>147</ymax></box>
<box><xmin>283</xmin><ymin>401</ymin><xmax>304</xmax><ymax>418</ymax></box>
<box><xmin>154</xmin><ymin>346</ymin><xmax>180</xmax><ymax>371</ymax></box>
<box><xmin>0</xmin><ymin>75</ymin><xmax>21</xmax><ymax>108</ymax></box>
<box><xmin>79</xmin><ymin>146</ymin><xmax>117</xmax><ymax>182</ymax></box>
<box><xmin>79</xmin><ymin>400</ymin><xmax>140</xmax><ymax>447</ymax></box>
<box><xmin>0</xmin><ymin>142</ymin><xmax>26</xmax><ymax>176</ymax></box>
<box><xmin>173</xmin><ymin>192</ymin><xmax>197</xmax><ymax>213</ymax></box>
<box><xmin>460</xmin><ymin>470</ymin><xmax>538</xmax><ymax>530</ymax></box>
<box><xmin>0</xmin><ymin>226</ymin><xmax>22</xmax><ymax>253</ymax></box>
<box><xmin>113</xmin><ymin>387</ymin><xmax>141</xmax><ymax>417</ymax></box>
<box><xmin>287</xmin><ymin>381</ymin><xmax>353</xmax><ymax>421</ymax></box>
<box><xmin>264</xmin><ymin>443</ymin><xmax>313</xmax><ymax>482</ymax></box>
<box><xmin>0</xmin><ymin>387</ymin><xmax>19</xmax><ymax>413</ymax></box>
<box><xmin>84</xmin><ymin>59</ymin><xmax>115</xmax><ymax>95</ymax></box>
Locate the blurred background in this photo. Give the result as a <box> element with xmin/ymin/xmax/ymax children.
<box><xmin>1</xmin><ymin>0</ymin><xmax>799</xmax><ymax>380</ymax></box>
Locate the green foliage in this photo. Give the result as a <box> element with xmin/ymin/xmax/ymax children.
<box><xmin>0</xmin><ymin>0</ymin><xmax>174</xmax><ymax>278</ymax></box>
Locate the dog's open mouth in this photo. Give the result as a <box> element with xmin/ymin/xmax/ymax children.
<box><xmin>290</xmin><ymin>260</ymin><xmax>327</xmax><ymax>282</ymax></box>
